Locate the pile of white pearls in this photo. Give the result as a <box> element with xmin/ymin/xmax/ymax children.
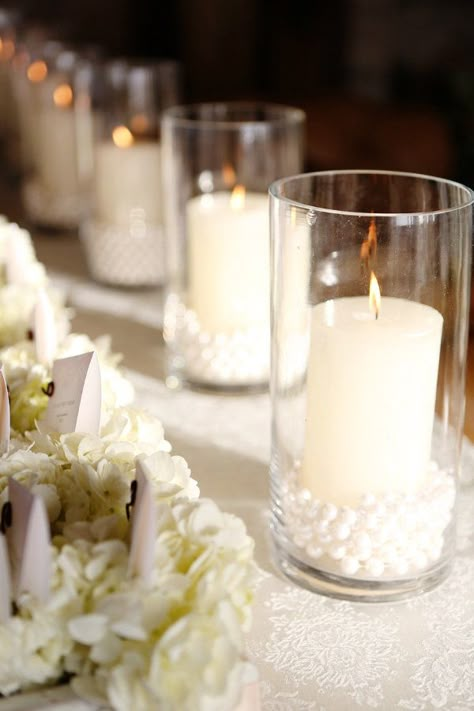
<box><xmin>175</xmin><ymin>305</ymin><xmax>269</xmax><ymax>385</ymax></box>
<box><xmin>284</xmin><ymin>463</ymin><xmax>455</xmax><ymax>579</ymax></box>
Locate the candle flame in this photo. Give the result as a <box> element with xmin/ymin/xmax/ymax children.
<box><xmin>369</xmin><ymin>271</ymin><xmax>381</xmax><ymax>319</ymax></box>
<box><xmin>230</xmin><ymin>184</ymin><xmax>246</xmax><ymax>210</ymax></box>
<box><xmin>53</xmin><ymin>83</ymin><xmax>73</xmax><ymax>108</ymax></box>
<box><xmin>112</xmin><ymin>125</ymin><xmax>134</xmax><ymax>148</ymax></box>
<box><xmin>27</xmin><ymin>60</ymin><xmax>47</xmax><ymax>83</ymax></box>
<box><xmin>222</xmin><ymin>163</ymin><xmax>236</xmax><ymax>187</ymax></box>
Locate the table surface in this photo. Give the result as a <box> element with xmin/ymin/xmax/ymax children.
<box><xmin>1</xmin><ymin>183</ymin><xmax>474</xmax><ymax>710</ymax></box>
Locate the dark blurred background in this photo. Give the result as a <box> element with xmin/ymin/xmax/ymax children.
<box><xmin>6</xmin><ymin>0</ymin><xmax>474</xmax><ymax>186</ymax></box>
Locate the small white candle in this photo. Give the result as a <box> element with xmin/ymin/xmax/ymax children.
<box><xmin>187</xmin><ymin>188</ymin><xmax>269</xmax><ymax>333</ymax></box>
<box><xmin>34</xmin><ymin>288</ymin><xmax>57</xmax><ymax>364</ymax></box>
<box><xmin>301</xmin><ymin>295</ymin><xmax>443</xmax><ymax>507</ymax></box>
<box><xmin>94</xmin><ymin>129</ymin><xmax>162</xmax><ymax>226</ymax></box>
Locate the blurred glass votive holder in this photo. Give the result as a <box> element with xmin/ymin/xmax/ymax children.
<box><xmin>80</xmin><ymin>58</ymin><xmax>180</xmax><ymax>287</ymax></box>
<box><xmin>19</xmin><ymin>44</ymin><xmax>99</xmax><ymax>230</ymax></box>
<box><xmin>161</xmin><ymin>101</ymin><xmax>305</xmax><ymax>391</ymax></box>
<box><xmin>0</xmin><ymin>8</ymin><xmax>21</xmax><ymax>161</ymax></box>
<box><xmin>269</xmin><ymin>169</ymin><xmax>473</xmax><ymax>601</ymax></box>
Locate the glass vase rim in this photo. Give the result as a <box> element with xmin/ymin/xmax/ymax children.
<box><xmin>161</xmin><ymin>101</ymin><xmax>305</xmax><ymax>129</ymax></box>
<box><xmin>269</xmin><ymin>168</ymin><xmax>474</xmax><ymax>218</ymax></box>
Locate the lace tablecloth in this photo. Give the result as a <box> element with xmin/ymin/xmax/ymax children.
<box><xmin>129</xmin><ymin>371</ymin><xmax>474</xmax><ymax>711</ymax></box>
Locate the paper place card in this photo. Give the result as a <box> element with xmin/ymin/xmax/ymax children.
<box><xmin>0</xmin><ymin>365</ymin><xmax>10</xmax><ymax>455</ymax></box>
<box><xmin>128</xmin><ymin>460</ymin><xmax>157</xmax><ymax>584</ymax></box>
<box><xmin>43</xmin><ymin>351</ymin><xmax>101</xmax><ymax>435</ymax></box>
<box><xmin>33</xmin><ymin>288</ymin><xmax>58</xmax><ymax>365</ymax></box>
<box><xmin>7</xmin><ymin>478</ymin><xmax>51</xmax><ymax>603</ymax></box>
<box><xmin>0</xmin><ymin>534</ymin><xmax>11</xmax><ymax>622</ymax></box>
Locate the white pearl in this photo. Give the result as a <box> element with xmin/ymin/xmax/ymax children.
<box><xmin>334</xmin><ymin>523</ymin><xmax>351</xmax><ymax>541</ymax></box>
<box><xmin>353</xmin><ymin>532</ymin><xmax>372</xmax><ymax>561</ymax></box>
<box><xmin>373</xmin><ymin>502</ymin><xmax>386</xmax><ymax>517</ymax></box>
<box><xmin>339</xmin><ymin>508</ymin><xmax>357</xmax><ymax>526</ymax></box>
<box><xmin>341</xmin><ymin>556</ymin><xmax>360</xmax><ymax>576</ymax></box>
<box><xmin>306</xmin><ymin>544</ymin><xmax>323</xmax><ymax>559</ymax></box>
<box><xmin>365</xmin><ymin>513</ymin><xmax>379</xmax><ymax>530</ymax></box>
<box><xmin>321</xmin><ymin>503</ymin><xmax>338</xmax><ymax>522</ymax></box>
<box><xmin>366</xmin><ymin>558</ymin><xmax>385</xmax><ymax>577</ymax></box>
<box><xmin>361</xmin><ymin>493</ymin><xmax>376</xmax><ymax>508</ymax></box>
<box><xmin>315</xmin><ymin>520</ymin><xmax>329</xmax><ymax>534</ymax></box>
<box><xmin>395</xmin><ymin>559</ymin><xmax>409</xmax><ymax>576</ymax></box>
<box><xmin>380</xmin><ymin>543</ymin><xmax>398</xmax><ymax>566</ymax></box>
<box><xmin>329</xmin><ymin>544</ymin><xmax>346</xmax><ymax>560</ymax></box>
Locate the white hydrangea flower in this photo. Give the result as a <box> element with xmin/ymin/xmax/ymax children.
<box><xmin>65</xmin><ymin>497</ymin><xmax>256</xmax><ymax>711</ymax></box>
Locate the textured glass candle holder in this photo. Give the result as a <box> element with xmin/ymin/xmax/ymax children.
<box><xmin>269</xmin><ymin>170</ymin><xmax>473</xmax><ymax>601</ymax></box>
<box><xmin>80</xmin><ymin>58</ymin><xmax>180</xmax><ymax>287</ymax></box>
<box><xmin>162</xmin><ymin>102</ymin><xmax>305</xmax><ymax>391</ymax></box>
<box><xmin>20</xmin><ymin>46</ymin><xmax>98</xmax><ymax>230</ymax></box>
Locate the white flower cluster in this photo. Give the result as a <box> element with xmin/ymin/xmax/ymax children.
<box><xmin>0</xmin><ymin>218</ymin><xmax>257</xmax><ymax>710</ymax></box>
<box><xmin>0</xmin><ymin>220</ymin><xmax>70</xmax><ymax>347</ymax></box>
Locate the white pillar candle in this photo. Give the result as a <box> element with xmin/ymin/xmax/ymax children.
<box><xmin>187</xmin><ymin>189</ymin><xmax>269</xmax><ymax>333</ymax></box>
<box><xmin>34</xmin><ymin>288</ymin><xmax>57</xmax><ymax>364</ymax></box>
<box><xmin>94</xmin><ymin>136</ymin><xmax>162</xmax><ymax>226</ymax></box>
<box><xmin>36</xmin><ymin>108</ymin><xmax>79</xmax><ymax>196</ymax></box>
<box><xmin>301</xmin><ymin>296</ymin><xmax>443</xmax><ymax>507</ymax></box>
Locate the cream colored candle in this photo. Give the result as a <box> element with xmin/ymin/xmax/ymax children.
<box><xmin>94</xmin><ymin>130</ymin><xmax>162</xmax><ymax>226</ymax></box>
<box><xmin>301</xmin><ymin>295</ymin><xmax>443</xmax><ymax>507</ymax></box>
<box><xmin>35</xmin><ymin>82</ymin><xmax>80</xmax><ymax>196</ymax></box>
<box><xmin>187</xmin><ymin>189</ymin><xmax>269</xmax><ymax>333</ymax></box>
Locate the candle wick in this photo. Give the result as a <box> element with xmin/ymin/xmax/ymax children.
<box><xmin>375</xmin><ymin>311</ymin><xmax>379</xmax><ymax>321</ymax></box>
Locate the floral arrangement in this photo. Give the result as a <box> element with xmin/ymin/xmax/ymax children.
<box><xmin>0</xmin><ymin>220</ymin><xmax>70</xmax><ymax>347</ymax></box>
<box><xmin>0</xmin><ymin>217</ymin><xmax>257</xmax><ymax>710</ymax></box>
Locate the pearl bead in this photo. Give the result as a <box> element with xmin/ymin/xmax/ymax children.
<box><xmin>395</xmin><ymin>559</ymin><xmax>409</xmax><ymax>576</ymax></box>
<box><xmin>321</xmin><ymin>503</ymin><xmax>338</xmax><ymax>522</ymax></box>
<box><xmin>329</xmin><ymin>544</ymin><xmax>346</xmax><ymax>560</ymax></box>
<box><xmin>306</xmin><ymin>544</ymin><xmax>323</xmax><ymax>559</ymax></box>
<box><xmin>334</xmin><ymin>523</ymin><xmax>351</xmax><ymax>541</ymax></box>
<box><xmin>339</xmin><ymin>508</ymin><xmax>357</xmax><ymax>526</ymax></box>
<box><xmin>366</xmin><ymin>558</ymin><xmax>385</xmax><ymax>577</ymax></box>
<box><xmin>361</xmin><ymin>493</ymin><xmax>376</xmax><ymax>508</ymax></box>
<box><xmin>341</xmin><ymin>556</ymin><xmax>360</xmax><ymax>576</ymax></box>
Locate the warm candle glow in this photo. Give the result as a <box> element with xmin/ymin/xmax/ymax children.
<box><xmin>27</xmin><ymin>60</ymin><xmax>47</xmax><ymax>83</ymax></box>
<box><xmin>0</xmin><ymin>38</ymin><xmax>15</xmax><ymax>61</ymax></box>
<box><xmin>112</xmin><ymin>125</ymin><xmax>134</xmax><ymax>148</ymax></box>
<box><xmin>53</xmin><ymin>83</ymin><xmax>73</xmax><ymax>108</ymax></box>
<box><xmin>230</xmin><ymin>184</ymin><xmax>246</xmax><ymax>210</ymax></box>
<box><xmin>369</xmin><ymin>271</ymin><xmax>381</xmax><ymax>319</ymax></box>
<box><xmin>130</xmin><ymin>113</ymin><xmax>150</xmax><ymax>135</ymax></box>
<box><xmin>222</xmin><ymin>163</ymin><xmax>236</xmax><ymax>187</ymax></box>
<box><xmin>360</xmin><ymin>216</ymin><xmax>377</xmax><ymax>266</ymax></box>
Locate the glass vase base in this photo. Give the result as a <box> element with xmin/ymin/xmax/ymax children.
<box><xmin>270</xmin><ymin>533</ymin><xmax>452</xmax><ymax>602</ymax></box>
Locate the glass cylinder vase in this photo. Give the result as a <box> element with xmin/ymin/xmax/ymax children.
<box><xmin>80</xmin><ymin>58</ymin><xmax>180</xmax><ymax>287</ymax></box>
<box><xmin>19</xmin><ymin>45</ymin><xmax>99</xmax><ymax>230</ymax></box>
<box><xmin>269</xmin><ymin>169</ymin><xmax>473</xmax><ymax>601</ymax></box>
<box><xmin>162</xmin><ymin>102</ymin><xmax>305</xmax><ymax>391</ymax></box>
